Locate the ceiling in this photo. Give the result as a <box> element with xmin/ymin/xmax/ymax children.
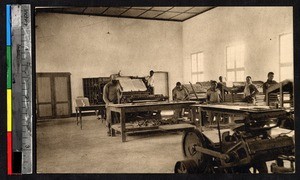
<box><xmin>35</xmin><ymin>7</ymin><xmax>215</xmax><ymax>22</ymax></box>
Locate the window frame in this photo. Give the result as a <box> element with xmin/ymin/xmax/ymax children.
<box><xmin>279</xmin><ymin>33</ymin><xmax>293</xmax><ymax>81</ymax></box>
<box><xmin>191</xmin><ymin>51</ymin><xmax>204</xmax><ymax>83</ymax></box>
<box><xmin>226</xmin><ymin>45</ymin><xmax>245</xmax><ymax>82</ymax></box>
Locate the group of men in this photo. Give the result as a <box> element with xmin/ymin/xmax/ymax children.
<box><xmin>102</xmin><ymin>70</ymin><xmax>278</xmax><ymax>135</ymax></box>
<box><xmin>172</xmin><ymin>72</ymin><xmax>278</xmax><ymax>104</ymax></box>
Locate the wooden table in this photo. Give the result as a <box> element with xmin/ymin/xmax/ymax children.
<box><xmin>190</xmin><ymin>103</ymin><xmax>287</xmax><ymax>130</ymax></box>
<box><xmin>75</xmin><ymin>104</ymin><xmax>106</xmax><ymax>129</ymax></box>
<box><xmin>107</xmin><ymin>101</ymin><xmax>196</xmax><ymax>142</ymax></box>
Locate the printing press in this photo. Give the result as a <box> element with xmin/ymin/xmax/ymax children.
<box><xmin>175</xmin><ymin>103</ymin><xmax>295</xmax><ymax>174</ymax></box>
<box><xmin>115</xmin><ymin>76</ymin><xmax>180</xmax><ymax>127</ymax></box>
<box><xmin>116</xmin><ymin>76</ymin><xmax>166</xmax><ymax>103</ymax></box>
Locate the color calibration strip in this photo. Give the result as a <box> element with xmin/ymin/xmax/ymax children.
<box><xmin>7</xmin><ymin>4</ymin><xmax>33</xmax><ymax>175</ymax></box>
<box><xmin>6</xmin><ymin>4</ymin><xmax>13</xmax><ymax>175</ymax></box>
<box><xmin>20</xmin><ymin>5</ymin><xmax>33</xmax><ymax>174</ymax></box>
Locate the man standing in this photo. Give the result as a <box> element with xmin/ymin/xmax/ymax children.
<box><xmin>207</xmin><ymin>80</ymin><xmax>222</xmax><ymax>103</ymax></box>
<box><xmin>263</xmin><ymin>72</ymin><xmax>278</xmax><ymax>96</ymax></box>
<box><xmin>217</xmin><ymin>76</ymin><xmax>226</xmax><ymax>89</ymax></box>
<box><xmin>172</xmin><ymin>82</ymin><xmax>189</xmax><ymax>101</ymax></box>
<box><xmin>172</xmin><ymin>82</ymin><xmax>189</xmax><ymax>119</ymax></box>
<box><xmin>206</xmin><ymin>81</ymin><xmax>222</xmax><ymax>124</ymax></box>
<box><xmin>103</xmin><ymin>74</ymin><xmax>119</xmax><ymax>135</ymax></box>
<box><xmin>145</xmin><ymin>70</ymin><xmax>155</xmax><ymax>94</ymax></box>
<box><xmin>243</xmin><ymin>76</ymin><xmax>259</xmax><ymax>103</ymax></box>
<box><xmin>217</xmin><ymin>76</ymin><xmax>227</xmax><ymax>99</ymax></box>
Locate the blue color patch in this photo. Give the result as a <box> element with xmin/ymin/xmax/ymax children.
<box><xmin>6</xmin><ymin>5</ymin><xmax>11</xmax><ymax>46</ymax></box>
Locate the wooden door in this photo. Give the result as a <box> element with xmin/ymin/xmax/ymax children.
<box><xmin>37</xmin><ymin>74</ymin><xmax>53</xmax><ymax>118</ymax></box>
<box><xmin>54</xmin><ymin>76</ymin><xmax>71</xmax><ymax>117</ymax></box>
<box><xmin>36</xmin><ymin>73</ymin><xmax>71</xmax><ymax>119</ymax></box>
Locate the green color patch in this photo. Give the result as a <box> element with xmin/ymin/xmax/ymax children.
<box><xmin>6</xmin><ymin>46</ymin><xmax>12</xmax><ymax>89</ymax></box>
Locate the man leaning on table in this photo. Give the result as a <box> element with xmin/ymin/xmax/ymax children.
<box><xmin>103</xmin><ymin>74</ymin><xmax>120</xmax><ymax>136</ymax></box>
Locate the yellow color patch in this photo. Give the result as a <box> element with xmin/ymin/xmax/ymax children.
<box><xmin>7</xmin><ymin>89</ymin><xmax>12</xmax><ymax>132</ymax></box>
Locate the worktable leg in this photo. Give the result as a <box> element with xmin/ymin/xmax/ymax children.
<box><xmin>121</xmin><ymin>111</ymin><xmax>126</xmax><ymax>142</ymax></box>
<box><xmin>110</xmin><ymin>122</ymin><xmax>115</xmax><ymax>136</ymax></box>
<box><xmin>198</xmin><ymin>108</ymin><xmax>202</xmax><ymax>130</ymax></box>
<box><xmin>111</xmin><ymin>129</ymin><xmax>115</xmax><ymax>136</ymax></box>
<box><xmin>76</xmin><ymin>109</ymin><xmax>78</xmax><ymax>125</ymax></box>
<box><xmin>80</xmin><ymin>110</ymin><xmax>82</xmax><ymax>130</ymax></box>
<box><xmin>111</xmin><ymin>111</ymin><xmax>116</xmax><ymax>137</ymax></box>
<box><xmin>216</xmin><ymin>113</ymin><xmax>222</xmax><ymax>151</ymax></box>
<box><xmin>191</xmin><ymin>107</ymin><xmax>196</xmax><ymax>126</ymax></box>
<box><xmin>96</xmin><ymin>110</ymin><xmax>99</xmax><ymax>119</ymax></box>
<box><xmin>208</xmin><ymin>111</ymin><xmax>213</xmax><ymax>125</ymax></box>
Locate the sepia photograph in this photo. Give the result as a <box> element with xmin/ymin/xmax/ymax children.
<box><xmin>34</xmin><ymin>6</ymin><xmax>295</xmax><ymax>174</ymax></box>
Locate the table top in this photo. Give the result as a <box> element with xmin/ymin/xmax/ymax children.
<box><xmin>191</xmin><ymin>103</ymin><xmax>285</xmax><ymax>113</ymax></box>
<box><xmin>107</xmin><ymin>101</ymin><xmax>196</xmax><ymax>108</ymax></box>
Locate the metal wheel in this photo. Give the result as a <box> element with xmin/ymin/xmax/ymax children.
<box><xmin>182</xmin><ymin>129</ymin><xmax>210</xmax><ymax>173</ymax></box>
<box><xmin>174</xmin><ymin>159</ymin><xmax>199</xmax><ymax>173</ymax></box>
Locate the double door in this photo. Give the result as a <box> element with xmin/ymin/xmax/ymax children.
<box><xmin>36</xmin><ymin>73</ymin><xmax>72</xmax><ymax>119</ymax></box>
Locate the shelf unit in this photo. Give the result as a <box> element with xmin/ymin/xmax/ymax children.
<box><xmin>82</xmin><ymin>77</ymin><xmax>110</xmax><ymax>105</ymax></box>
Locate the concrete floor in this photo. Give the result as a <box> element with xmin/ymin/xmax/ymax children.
<box><xmin>37</xmin><ymin>116</ymin><xmax>185</xmax><ymax>173</ymax></box>
<box><xmin>37</xmin><ymin>115</ymin><xmax>295</xmax><ymax>174</ymax></box>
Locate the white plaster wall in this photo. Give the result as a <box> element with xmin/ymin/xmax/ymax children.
<box><xmin>36</xmin><ymin>7</ymin><xmax>293</xmax><ymax>113</ymax></box>
<box><xmin>36</xmin><ymin>13</ymin><xmax>183</xmax><ymax>112</ymax></box>
<box><xmin>182</xmin><ymin>7</ymin><xmax>293</xmax><ymax>83</ymax></box>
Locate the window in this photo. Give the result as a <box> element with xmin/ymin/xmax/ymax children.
<box><xmin>279</xmin><ymin>33</ymin><xmax>293</xmax><ymax>81</ymax></box>
<box><xmin>191</xmin><ymin>52</ymin><xmax>204</xmax><ymax>83</ymax></box>
<box><xmin>226</xmin><ymin>45</ymin><xmax>245</xmax><ymax>82</ymax></box>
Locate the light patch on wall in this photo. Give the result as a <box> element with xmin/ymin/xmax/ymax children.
<box><xmin>226</xmin><ymin>44</ymin><xmax>245</xmax><ymax>82</ymax></box>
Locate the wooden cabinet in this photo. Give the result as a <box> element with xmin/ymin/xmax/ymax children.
<box><xmin>36</xmin><ymin>73</ymin><xmax>72</xmax><ymax>119</ymax></box>
<box><xmin>82</xmin><ymin>77</ymin><xmax>110</xmax><ymax>105</ymax></box>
